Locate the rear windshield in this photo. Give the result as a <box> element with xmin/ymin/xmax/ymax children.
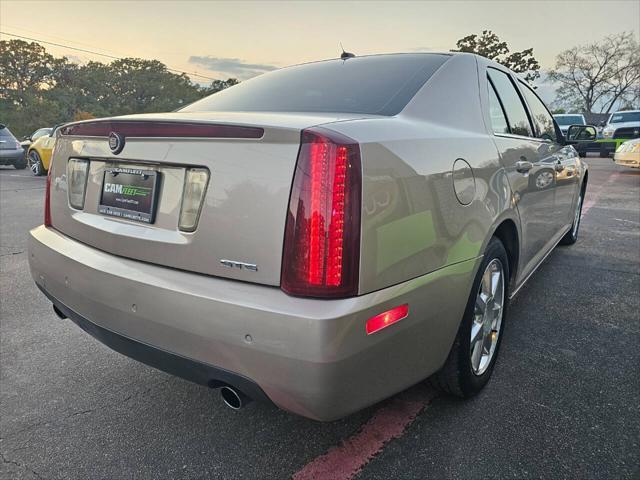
<box><xmin>0</xmin><ymin>127</ymin><xmax>16</xmax><ymax>138</ymax></box>
<box><xmin>610</xmin><ymin>112</ymin><xmax>640</xmax><ymax>123</ymax></box>
<box><xmin>32</xmin><ymin>128</ymin><xmax>52</xmax><ymax>140</ymax></box>
<box><xmin>554</xmin><ymin>115</ymin><xmax>584</xmax><ymax>126</ymax></box>
<box><xmin>181</xmin><ymin>54</ymin><xmax>450</xmax><ymax>116</ymax></box>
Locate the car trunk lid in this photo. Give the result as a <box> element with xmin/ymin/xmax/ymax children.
<box><xmin>48</xmin><ymin>112</ymin><xmax>370</xmax><ymax>286</ymax></box>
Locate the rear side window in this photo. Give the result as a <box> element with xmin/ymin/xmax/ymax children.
<box><xmin>488</xmin><ymin>82</ymin><xmax>509</xmax><ymax>134</ymax></box>
<box><xmin>610</xmin><ymin>112</ymin><xmax>640</xmax><ymax>123</ymax></box>
<box><xmin>487</xmin><ymin>69</ymin><xmax>533</xmax><ymax>138</ymax></box>
<box><xmin>181</xmin><ymin>54</ymin><xmax>450</xmax><ymax>116</ymax></box>
<box><xmin>555</xmin><ymin>115</ymin><xmax>584</xmax><ymax>126</ymax></box>
<box><xmin>519</xmin><ymin>82</ymin><xmax>557</xmax><ymax>142</ymax></box>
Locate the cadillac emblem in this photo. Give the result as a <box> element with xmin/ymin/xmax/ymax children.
<box><xmin>108</xmin><ymin>132</ymin><xmax>125</xmax><ymax>154</ymax></box>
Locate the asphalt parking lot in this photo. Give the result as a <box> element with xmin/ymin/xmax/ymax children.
<box><xmin>1</xmin><ymin>156</ymin><xmax>638</xmax><ymax>480</ymax></box>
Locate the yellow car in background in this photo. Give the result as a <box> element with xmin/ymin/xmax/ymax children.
<box><xmin>27</xmin><ymin>127</ymin><xmax>58</xmax><ymax>176</ymax></box>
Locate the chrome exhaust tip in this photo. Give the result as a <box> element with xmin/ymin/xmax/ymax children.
<box><xmin>220</xmin><ymin>386</ymin><xmax>251</xmax><ymax>410</ymax></box>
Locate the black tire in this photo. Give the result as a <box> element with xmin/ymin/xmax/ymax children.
<box><xmin>599</xmin><ymin>147</ymin><xmax>610</xmax><ymax>158</ymax></box>
<box><xmin>430</xmin><ymin>237</ymin><xmax>510</xmax><ymax>397</ymax></box>
<box><xmin>13</xmin><ymin>156</ymin><xmax>26</xmax><ymax>169</ymax></box>
<box><xmin>27</xmin><ymin>150</ymin><xmax>45</xmax><ymax>176</ymax></box>
<box><xmin>560</xmin><ymin>184</ymin><xmax>585</xmax><ymax>245</ymax></box>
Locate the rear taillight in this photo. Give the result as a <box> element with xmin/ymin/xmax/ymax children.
<box><xmin>281</xmin><ymin>128</ymin><xmax>361</xmax><ymax>298</ymax></box>
<box><xmin>179</xmin><ymin>168</ymin><xmax>210</xmax><ymax>232</ymax></box>
<box><xmin>44</xmin><ymin>164</ymin><xmax>52</xmax><ymax>227</ymax></box>
<box><xmin>67</xmin><ymin>159</ymin><xmax>89</xmax><ymax>210</ymax></box>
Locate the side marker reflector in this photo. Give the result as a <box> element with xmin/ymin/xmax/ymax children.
<box><xmin>366</xmin><ymin>304</ymin><xmax>409</xmax><ymax>335</ymax></box>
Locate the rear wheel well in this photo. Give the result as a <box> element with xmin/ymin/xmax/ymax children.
<box><xmin>493</xmin><ymin>220</ymin><xmax>519</xmax><ymax>286</ymax></box>
<box><xmin>582</xmin><ymin>171</ymin><xmax>589</xmax><ymax>194</ymax></box>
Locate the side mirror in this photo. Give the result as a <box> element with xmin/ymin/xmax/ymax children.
<box><xmin>566</xmin><ymin>124</ymin><xmax>597</xmax><ymax>143</ymax></box>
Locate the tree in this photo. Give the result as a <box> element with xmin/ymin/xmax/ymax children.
<box><xmin>73</xmin><ymin>111</ymin><xmax>95</xmax><ymax>121</ymax></box>
<box><xmin>0</xmin><ymin>40</ymin><xmax>241</xmax><ymax>137</ymax></box>
<box><xmin>0</xmin><ymin>40</ymin><xmax>59</xmax><ymax>105</ymax></box>
<box><xmin>452</xmin><ymin>30</ymin><xmax>541</xmax><ymax>82</ymax></box>
<box><xmin>201</xmin><ymin>78</ymin><xmax>240</xmax><ymax>96</ymax></box>
<box><xmin>548</xmin><ymin>32</ymin><xmax>640</xmax><ymax>113</ymax></box>
<box><xmin>96</xmin><ymin>58</ymin><xmax>203</xmax><ymax>114</ymax></box>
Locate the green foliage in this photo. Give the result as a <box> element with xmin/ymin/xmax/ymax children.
<box><xmin>0</xmin><ymin>40</ymin><xmax>58</xmax><ymax>105</ymax></box>
<box><xmin>0</xmin><ymin>40</ymin><xmax>239</xmax><ymax>137</ymax></box>
<box><xmin>201</xmin><ymin>78</ymin><xmax>240</xmax><ymax>96</ymax></box>
<box><xmin>452</xmin><ymin>30</ymin><xmax>541</xmax><ymax>82</ymax></box>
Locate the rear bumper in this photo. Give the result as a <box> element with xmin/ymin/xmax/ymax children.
<box><xmin>29</xmin><ymin>225</ymin><xmax>478</xmax><ymax>420</ymax></box>
<box><xmin>39</xmin><ymin>284</ymin><xmax>273</xmax><ymax>404</ymax></box>
<box><xmin>614</xmin><ymin>151</ymin><xmax>640</xmax><ymax>168</ymax></box>
<box><xmin>0</xmin><ymin>149</ymin><xmax>25</xmax><ymax>164</ymax></box>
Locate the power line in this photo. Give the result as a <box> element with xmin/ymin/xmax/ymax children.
<box><xmin>2</xmin><ymin>23</ymin><xmax>129</xmax><ymax>57</ymax></box>
<box><xmin>0</xmin><ymin>31</ymin><xmax>217</xmax><ymax>81</ymax></box>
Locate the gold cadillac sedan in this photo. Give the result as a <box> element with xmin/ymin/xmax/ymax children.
<box><xmin>29</xmin><ymin>53</ymin><xmax>590</xmax><ymax>421</ymax></box>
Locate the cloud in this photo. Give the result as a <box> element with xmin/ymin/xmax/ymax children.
<box><xmin>188</xmin><ymin>56</ymin><xmax>277</xmax><ymax>80</ymax></box>
<box><xmin>66</xmin><ymin>54</ymin><xmax>84</xmax><ymax>64</ymax></box>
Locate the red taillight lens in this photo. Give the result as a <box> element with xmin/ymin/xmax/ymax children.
<box><xmin>281</xmin><ymin>128</ymin><xmax>361</xmax><ymax>298</ymax></box>
<box><xmin>366</xmin><ymin>304</ymin><xmax>409</xmax><ymax>335</ymax></box>
<box><xmin>44</xmin><ymin>165</ymin><xmax>52</xmax><ymax>227</ymax></box>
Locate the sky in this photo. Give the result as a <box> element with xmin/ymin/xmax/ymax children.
<box><xmin>1</xmin><ymin>0</ymin><xmax>639</xmax><ymax>103</ymax></box>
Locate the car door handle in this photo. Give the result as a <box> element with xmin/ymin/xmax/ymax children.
<box><xmin>516</xmin><ymin>160</ymin><xmax>533</xmax><ymax>173</ymax></box>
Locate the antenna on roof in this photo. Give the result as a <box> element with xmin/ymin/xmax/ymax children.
<box><xmin>340</xmin><ymin>42</ymin><xmax>355</xmax><ymax>60</ymax></box>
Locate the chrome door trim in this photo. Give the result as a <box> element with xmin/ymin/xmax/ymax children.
<box><xmin>494</xmin><ymin>132</ymin><xmax>554</xmax><ymax>145</ymax></box>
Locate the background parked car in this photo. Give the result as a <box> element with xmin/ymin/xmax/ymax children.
<box><xmin>553</xmin><ymin>113</ymin><xmax>586</xmax><ymax>137</ymax></box>
<box><xmin>0</xmin><ymin>124</ymin><xmax>27</xmax><ymax>170</ymax></box>
<box><xmin>554</xmin><ymin>114</ymin><xmax>595</xmax><ymax>157</ymax></box>
<box><xmin>27</xmin><ymin>126</ymin><xmax>59</xmax><ymax>176</ymax></box>
<box><xmin>600</xmin><ymin>110</ymin><xmax>640</xmax><ymax>157</ymax></box>
<box><xmin>20</xmin><ymin>127</ymin><xmax>53</xmax><ymax>152</ymax></box>
<box><xmin>614</xmin><ymin>137</ymin><xmax>640</xmax><ymax>168</ymax></box>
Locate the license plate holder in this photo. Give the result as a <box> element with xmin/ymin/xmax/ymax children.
<box><xmin>98</xmin><ymin>167</ymin><xmax>160</xmax><ymax>223</ymax></box>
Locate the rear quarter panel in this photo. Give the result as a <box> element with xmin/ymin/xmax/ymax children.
<box><xmin>329</xmin><ymin>54</ymin><xmax>515</xmax><ymax>294</ymax></box>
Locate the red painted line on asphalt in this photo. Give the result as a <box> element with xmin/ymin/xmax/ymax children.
<box><xmin>292</xmin><ymin>388</ymin><xmax>435</xmax><ymax>480</ymax></box>
<box><xmin>581</xmin><ymin>171</ymin><xmax>620</xmax><ymax>218</ymax></box>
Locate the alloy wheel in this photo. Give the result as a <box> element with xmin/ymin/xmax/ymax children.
<box><xmin>28</xmin><ymin>153</ymin><xmax>40</xmax><ymax>175</ymax></box>
<box><xmin>470</xmin><ymin>258</ymin><xmax>505</xmax><ymax>376</ymax></box>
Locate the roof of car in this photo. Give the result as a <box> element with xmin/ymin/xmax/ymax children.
<box><xmin>268</xmin><ymin>51</ymin><xmax>454</xmax><ymax>72</ymax></box>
